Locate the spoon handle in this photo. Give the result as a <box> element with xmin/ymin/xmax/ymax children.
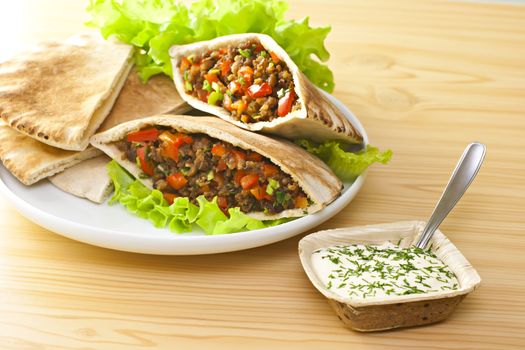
<box><xmin>415</xmin><ymin>142</ymin><xmax>486</xmax><ymax>249</ymax></box>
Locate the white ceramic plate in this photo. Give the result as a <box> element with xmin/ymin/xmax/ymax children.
<box><xmin>0</xmin><ymin>93</ymin><xmax>368</xmax><ymax>255</ymax></box>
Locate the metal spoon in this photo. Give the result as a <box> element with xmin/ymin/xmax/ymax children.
<box><xmin>414</xmin><ymin>142</ymin><xmax>486</xmax><ymax>249</ymax></box>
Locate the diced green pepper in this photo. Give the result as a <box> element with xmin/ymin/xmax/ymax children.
<box><xmin>203</xmin><ymin>80</ymin><xmax>212</xmax><ymax>92</ymax></box>
<box><xmin>208</xmin><ymin>91</ymin><xmax>224</xmax><ymax>105</ymax></box>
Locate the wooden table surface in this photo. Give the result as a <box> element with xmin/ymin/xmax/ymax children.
<box><xmin>1</xmin><ymin>0</ymin><xmax>524</xmax><ymax>349</ymax></box>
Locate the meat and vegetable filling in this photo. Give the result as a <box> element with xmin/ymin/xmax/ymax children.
<box><xmin>117</xmin><ymin>127</ymin><xmax>310</xmax><ymax>215</ymax></box>
<box><xmin>179</xmin><ymin>40</ymin><xmax>301</xmax><ymax>123</ymax></box>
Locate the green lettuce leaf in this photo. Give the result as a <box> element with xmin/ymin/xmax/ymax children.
<box><xmin>296</xmin><ymin>140</ymin><xmax>393</xmax><ymax>182</ymax></box>
<box><xmin>106</xmin><ymin>160</ymin><xmax>291</xmax><ymax>234</ymax></box>
<box><xmin>86</xmin><ymin>0</ymin><xmax>334</xmax><ymax>92</ymax></box>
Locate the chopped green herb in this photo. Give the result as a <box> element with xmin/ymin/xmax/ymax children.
<box><xmin>312</xmin><ymin>243</ymin><xmax>459</xmax><ymax>300</ymax></box>
<box><xmin>239</xmin><ymin>48</ymin><xmax>252</xmax><ymax>58</ymax></box>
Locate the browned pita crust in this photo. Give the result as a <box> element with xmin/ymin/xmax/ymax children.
<box><xmin>0</xmin><ymin>122</ymin><xmax>101</xmax><ymax>185</ymax></box>
<box><xmin>169</xmin><ymin>33</ymin><xmax>362</xmax><ymax>144</ymax></box>
<box><xmin>90</xmin><ymin>115</ymin><xmax>342</xmax><ymax>220</ymax></box>
<box><xmin>0</xmin><ymin>33</ymin><xmax>133</xmax><ymax>151</ymax></box>
<box><xmin>98</xmin><ymin>68</ymin><xmax>191</xmax><ymax>132</ymax></box>
<box><xmin>49</xmin><ymin>155</ymin><xmax>113</xmax><ymax>203</ymax></box>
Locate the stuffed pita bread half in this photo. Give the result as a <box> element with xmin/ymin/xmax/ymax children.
<box><xmin>169</xmin><ymin>33</ymin><xmax>362</xmax><ymax>144</ymax></box>
<box><xmin>0</xmin><ymin>122</ymin><xmax>101</xmax><ymax>185</ymax></box>
<box><xmin>49</xmin><ymin>155</ymin><xmax>113</xmax><ymax>204</ymax></box>
<box><xmin>90</xmin><ymin>115</ymin><xmax>342</xmax><ymax>220</ymax></box>
<box><xmin>97</xmin><ymin>68</ymin><xmax>191</xmax><ymax>132</ymax></box>
<box><xmin>0</xmin><ymin>33</ymin><xmax>133</xmax><ymax>151</ymax></box>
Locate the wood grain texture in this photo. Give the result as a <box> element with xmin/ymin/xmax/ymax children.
<box><xmin>1</xmin><ymin>0</ymin><xmax>524</xmax><ymax>349</ymax></box>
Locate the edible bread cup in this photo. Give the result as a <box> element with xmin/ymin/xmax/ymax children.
<box><xmin>90</xmin><ymin>114</ymin><xmax>342</xmax><ymax>220</ymax></box>
<box><xmin>298</xmin><ymin>221</ymin><xmax>481</xmax><ymax>331</ymax></box>
<box><xmin>169</xmin><ymin>33</ymin><xmax>362</xmax><ymax>144</ymax></box>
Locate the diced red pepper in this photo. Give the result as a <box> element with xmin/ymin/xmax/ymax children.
<box><xmin>295</xmin><ymin>196</ymin><xmax>308</xmax><ymax>209</ymax></box>
<box><xmin>221</xmin><ymin>60</ymin><xmax>232</xmax><ymax>76</ymax></box>
<box><xmin>197</xmin><ymin>89</ymin><xmax>209</xmax><ymax>102</ymax></box>
<box><xmin>137</xmin><ymin>147</ymin><xmax>155</xmax><ymax>176</ymax></box>
<box><xmin>211</xmin><ymin>143</ymin><xmax>228</xmax><ymax>157</ymax></box>
<box><xmin>127</xmin><ymin>128</ymin><xmax>159</xmax><ymax>142</ymax></box>
<box><xmin>231</xmin><ymin>150</ymin><xmax>246</xmax><ymax>168</ymax></box>
<box><xmin>240</xmin><ymin>173</ymin><xmax>259</xmax><ymax>190</ymax></box>
<box><xmin>250</xmin><ymin>186</ymin><xmax>272</xmax><ymax>200</ymax></box>
<box><xmin>167</xmin><ymin>173</ymin><xmax>188</xmax><ymax>190</ymax></box>
<box><xmin>217</xmin><ymin>159</ymin><xmax>227</xmax><ymax>171</ymax></box>
<box><xmin>161</xmin><ymin>141</ymin><xmax>179</xmax><ymax>161</ymax></box>
<box><xmin>247</xmin><ymin>82</ymin><xmax>272</xmax><ymax>98</ymax></box>
<box><xmin>219</xmin><ymin>48</ymin><xmax>228</xmax><ymax>55</ymax></box>
<box><xmin>163</xmin><ymin>192</ymin><xmax>177</xmax><ymax>205</ymax></box>
<box><xmin>253</xmin><ymin>44</ymin><xmax>264</xmax><ymax>54</ymax></box>
<box><xmin>270</xmin><ymin>51</ymin><xmax>280</xmax><ymax>64</ymax></box>
<box><xmin>246</xmin><ymin>152</ymin><xmax>263</xmax><ymax>161</ymax></box>
<box><xmin>263</xmin><ymin>163</ymin><xmax>279</xmax><ymax>177</ymax></box>
<box><xmin>204</xmin><ymin>72</ymin><xmax>219</xmax><ymax>83</ymax></box>
<box><xmin>234</xmin><ymin>170</ymin><xmax>247</xmax><ymax>185</ymax></box>
<box><xmin>161</xmin><ymin>131</ymin><xmax>193</xmax><ymax>146</ymax></box>
<box><xmin>180</xmin><ymin>57</ymin><xmax>191</xmax><ymax>73</ymax></box>
<box><xmin>277</xmin><ymin>90</ymin><xmax>295</xmax><ymax>117</ymax></box>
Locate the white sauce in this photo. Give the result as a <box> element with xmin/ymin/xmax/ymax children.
<box><xmin>311</xmin><ymin>242</ymin><xmax>459</xmax><ymax>300</ymax></box>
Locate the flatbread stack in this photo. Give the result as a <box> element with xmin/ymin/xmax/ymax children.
<box><xmin>0</xmin><ymin>33</ymin><xmax>189</xmax><ymax>203</ymax></box>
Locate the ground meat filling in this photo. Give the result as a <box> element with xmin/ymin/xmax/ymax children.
<box><xmin>116</xmin><ymin>127</ymin><xmax>310</xmax><ymax>215</ymax></box>
<box><xmin>179</xmin><ymin>40</ymin><xmax>301</xmax><ymax>124</ymax></box>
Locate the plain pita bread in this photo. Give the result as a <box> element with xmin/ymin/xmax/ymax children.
<box><xmin>169</xmin><ymin>33</ymin><xmax>362</xmax><ymax>144</ymax></box>
<box><xmin>0</xmin><ymin>33</ymin><xmax>133</xmax><ymax>151</ymax></box>
<box><xmin>90</xmin><ymin>115</ymin><xmax>342</xmax><ymax>220</ymax></box>
<box><xmin>98</xmin><ymin>68</ymin><xmax>191</xmax><ymax>132</ymax></box>
<box><xmin>49</xmin><ymin>155</ymin><xmax>113</xmax><ymax>203</ymax></box>
<box><xmin>0</xmin><ymin>122</ymin><xmax>101</xmax><ymax>185</ymax></box>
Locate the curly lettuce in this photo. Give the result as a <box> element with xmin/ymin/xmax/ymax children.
<box><xmin>86</xmin><ymin>0</ymin><xmax>334</xmax><ymax>92</ymax></box>
<box><xmin>297</xmin><ymin>140</ymin><xmax>393</xmax><ymax>182</ymax></box>
<box><xmin>107</xmin><ymin>160</ymin><xmax>288</xmax><ymax>234</ymax></box>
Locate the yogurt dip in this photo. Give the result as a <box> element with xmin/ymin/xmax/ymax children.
<box><xmin>311</xmin><ymin>242</ymin><xmax>459</xmax><ymax>300</ymax></box>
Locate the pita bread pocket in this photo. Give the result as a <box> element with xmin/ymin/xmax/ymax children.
<box><xmin>0</xmin><ymin>33</ymin><xmax>133</xmax><ymax>151</ymax></box>
<box><xmin>0</xmin><ymin>122</ymin><xmax>101</xmax><ymax>185</ymax></box>
<box><xmin>169</xmin><ymin>33</ymin><xmax>362</xmax><ymax>144</ymax></box>
<box><xmin>49</xmin><ymin>155</ymin><xmax>113</xmax><ymax>204</ymax></box>
<box><xmin>90</xmin><ymin>115</ymin><xmax>342</xmax><ymax>220</ymax></box>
